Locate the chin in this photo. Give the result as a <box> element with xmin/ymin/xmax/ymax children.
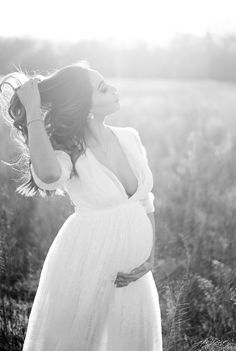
<box><xmin>105</xmin><ymin>102</ymin><xmax>120</xmax><ymax>115</ymax></box>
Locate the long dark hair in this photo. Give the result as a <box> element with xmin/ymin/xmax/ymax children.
<box><xmin>0</xmin><ymin>61</ymin><xmax>93</xmax><ymax>197</ymax></box>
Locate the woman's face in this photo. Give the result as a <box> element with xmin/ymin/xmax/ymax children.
<box><xmin>88</xmin><ymin>69</ymin><xmax>120</xmax><ymax>118</ymax></box>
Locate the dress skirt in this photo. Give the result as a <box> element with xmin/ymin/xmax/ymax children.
<box><xmin>22</xmin><ymin>200</ymin><xmax>163</xmax><ymax>351</ymax></box>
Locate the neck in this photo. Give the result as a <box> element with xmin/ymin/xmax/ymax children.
<box><xmin>84</xmin><ymin>116</ymin><xmax>111</xmax><ymax>147</ymax></box>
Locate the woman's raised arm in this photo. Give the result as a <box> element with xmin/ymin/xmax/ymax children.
<box><xmin>17</xmin><ymin>79</ymin><xmax>62</xmax><ymax>183</ymax></box>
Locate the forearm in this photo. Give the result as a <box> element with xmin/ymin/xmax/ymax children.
<box><xmin>27</xmin><ymin>108</ymin><xmax>61</xmax><ymax>181</ymax></box>
<box><xmin>147</xmin><ymin>211</ymin><xmax>156</xmax><ymax>265</ymax></box>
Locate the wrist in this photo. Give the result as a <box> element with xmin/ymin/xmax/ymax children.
<box><xmin>27</xmin><ymin>119</ymin><xmax>44</xmax><ymax>128</ymax></box>
<box><xmin>147</xmin><ymin>258</ymin><xmax>154</xmax><ymax>273</ymax></box>
<box><xmin>147</xmin><ymin>251</ymin><xmax>155</xmax><ymax>266</ymax></box>
<box><xmin>26</xmin><ymin>107</ymin><xmax>42</xmax><ymax>121</ymax></box>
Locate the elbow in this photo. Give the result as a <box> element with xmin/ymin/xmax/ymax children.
<box><xmin>31</xmin><ymin>162</ymin><xmax>62</xmax><ymax>184</ymax></box>
<box><xmin>33</xmin><ymin>168</ymin><xmax>62</xmax><ymax>184</ymax></box>
<box><xmin>40</xmin><ymin>172</ymin><xmax>62</xmax><ymax>184</ymax></box>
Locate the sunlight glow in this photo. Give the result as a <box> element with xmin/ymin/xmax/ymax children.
<box><xmin>0</xmin><ymin>0</ymin><xmax>236</xmax><ymax>47</ymax></box>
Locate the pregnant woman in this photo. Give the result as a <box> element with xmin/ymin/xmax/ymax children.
<box><xmin>0</xmin><ymin>62</ymin><xmax>163</xmax><ymax>350</ymax></box>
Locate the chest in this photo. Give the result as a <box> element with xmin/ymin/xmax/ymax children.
<box><xmin>88</xmin><ymin>141</ymin><xmax>138</xmax><ymax>197</ymax></box>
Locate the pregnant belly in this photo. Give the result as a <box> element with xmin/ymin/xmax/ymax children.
<box><xmin>70</xmin><ymin>200</ymin><xmax>154</xmax><ymax>274</ymax></box>
<box><xmin>113</xmin><ymin>201</ymin><xmax>154</xmax><ymax>273</ymax></box>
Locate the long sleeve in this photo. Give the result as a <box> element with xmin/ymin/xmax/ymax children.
<box><xmin>30</xmin><ymin>150</ymin><xmax>73</xmax><ymax>191</ymax></box>
<box><xmin>140</xmin><ymin>191</ymin><xmax>155</xmax><ymax>214</ymax></box>
<box><xmin>131</xmin><ymin>128</ymin><xmax>155</xmax><ymax>214</ymax></box>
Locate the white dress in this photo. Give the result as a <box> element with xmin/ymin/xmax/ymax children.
<box><xmin>22</xmin><ymin>125</ymin><xmax>163</xmax><ymax>351</ymax></box>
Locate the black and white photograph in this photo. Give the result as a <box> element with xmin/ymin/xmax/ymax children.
<box><xmin>0</xmin><ymin>1</ymin><xmax>236</xmax><ymax>350</ymax></box>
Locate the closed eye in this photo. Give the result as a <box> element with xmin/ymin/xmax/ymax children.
<box><xmin>101</xmin><ymin>86</ymin><xmax>108</xmax><ymax>93</ymax></box>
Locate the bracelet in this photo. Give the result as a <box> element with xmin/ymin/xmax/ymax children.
<box><xmin>27</xmin><ymin>119</ymin><xmax>44</xmax><ymax>127</ymax></box>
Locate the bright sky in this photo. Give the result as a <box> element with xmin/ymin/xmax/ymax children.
<box><xmin>1</xmin><ymin>0</ymin><xmax>236</xmax><ymax>48</ymax></box>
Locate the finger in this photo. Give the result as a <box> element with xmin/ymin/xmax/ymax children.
<box><xmin>29</xmin><ymin>80</ymin><xmax>36</xmax><ymax>87</ymax></box>
<box><xmin>116</xmin><ymin>273</ymin><xmax>130</xmax><ymax>279</ymax></box>
<box><xmin>23</xmin><ymin>79</ymin><xmax>33</xmax><ymax>85</ymax></box>
<box><xmin>116</xmin><ymin>269</ymin><xmax>147</xmax><ymax>279</ymax></box>
<box><xmin>118</xmin><ymin>275</ymin><xmax>141</xmax><ymax>284</ymax></box>
<box><xmin>24</xmin><ymin>78</ymin><xmax>36</xmax><ymax>86</ymax></box>
<box><xmin>17</xmin><ymin>80</ymin><xmax>33</xmax><ymax>91</ymax></box>
<box><xmin>118</xmin><ymin>271</ymin><xmax>144</xmax><ymax>278</ymax></box>
<box><xmin>115</xmin><ymin>281</ymin><xmax>129</xmax><ymax>287</ymax></box>
<box><xmin>116</xmin><ymin>276</ymin><xmax>133</xmax><ymax>283</ymax></box>
<box><xmin>15</xmin><ymin>87</ymin><xmax>21</xmax><ymax>94</ymax></box>
<box><xmin>116</xmin><ymin>277</ymin><xmax>130</xmax><ymax>283</ymax></box>
<box><xmin>115</xmin><ymin>279</ymin><xmax>129</xmax><ymax>284</ymax></box>
<box><xmin>116</xmin><ymin>275</ymin><xmax>140</xmax><ymax>283</ymax></box>
<box><xmin>32</xmin><ymin>78</ymin><xmax>39</xmax><ymax>84</ymax></box>
<box><xmin>116</xmin><ymin>276</ymin><xmax>137</xmax><ymax>283</ymax></box>
<box><xmin>115</xmin><ymin>276</ymin><xmax>134</xmax><ymax>284</ymax></box>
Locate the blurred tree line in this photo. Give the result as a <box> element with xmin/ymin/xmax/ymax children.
<box><xmin>1</xmin><ymin>38</ymin><xmax>236</xmax><ymax>350</ymax></box>
<box><xmin>1</xmin><ymin>33</ymin><xmax>236</xmax><ymax>81</ymax></box>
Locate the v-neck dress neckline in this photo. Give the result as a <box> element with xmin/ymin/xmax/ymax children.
<box><xmin>86</xmin><ymin>125</ymin><xmax>139</xmax><ymax>200</ymax></box>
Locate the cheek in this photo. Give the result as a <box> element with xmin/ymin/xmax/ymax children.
<box><xmin>92</xmin><ymin>95</ymin><xmax>111</xmax><ymax>109</ymax></box>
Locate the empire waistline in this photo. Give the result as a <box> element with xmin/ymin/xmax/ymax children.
<box><xmin>74</xmin><ymin>199</ymin><xmax>141</xmax><ymax>214</ymax></box>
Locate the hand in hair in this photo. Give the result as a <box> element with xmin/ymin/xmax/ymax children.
<box><xmin>16</xmin><ymin>78</ymin><xmax>41</xmax><ymax>115</ymax></box>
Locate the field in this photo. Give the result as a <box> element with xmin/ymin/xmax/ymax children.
<box><xmin>1</xmin><ymin>78</ymin><xmax>236</xmax><ymax>350</ymax></box>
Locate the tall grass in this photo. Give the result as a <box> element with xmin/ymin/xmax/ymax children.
<box><xmin>1</xmin><ymin>78</ymin><xmax>236</xmax><ymax>350</ymax></box>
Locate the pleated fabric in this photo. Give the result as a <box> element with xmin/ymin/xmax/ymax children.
<box><xmin>22</xmin><ymin>125</ymin><xmax>163</xmax><ymax>351</ymax></box>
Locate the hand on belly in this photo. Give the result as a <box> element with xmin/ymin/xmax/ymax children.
<box><xmin>114</xmin><ymin>258</ymin><xmax>153</xmax><ymax>288</ymax></box>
